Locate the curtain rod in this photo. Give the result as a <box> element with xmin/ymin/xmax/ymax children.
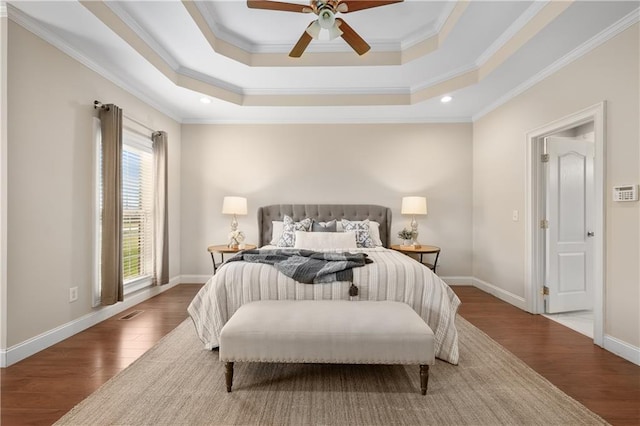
<box><xmin>94</xmin><ymin>100</ymin><xmax>160</xmax><ymax>135</ymax></box>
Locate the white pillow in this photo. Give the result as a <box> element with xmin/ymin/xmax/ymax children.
<box><xmin>368</xmin><ymin>221</ymin><xmax>384</xmax><ymax>247</ymax></box>
<box><xmin>336</xmin><ymin>220</ymin><xmax>383</xmax><ymax>247</ymax></box>
<box><xmin>269</xmin><ymin>221</ymin><xmax>284</xmax><ymax>245</ymax></box>
<box><xmin>294</xmin><ymin>230</ymin><xmax>357</xmax><ymax>249</ymax></box>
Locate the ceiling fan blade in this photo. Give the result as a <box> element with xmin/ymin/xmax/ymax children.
<box><xmin>289</xmin><ymin>26</ymin><xmax>314</xmax><ymax>57</ymax></box>
<box><xmin>339</xmin><ymin>0</ymin><xmax>403</xmax><ymax>13</ymax></box>
<box><xmin>247</xmin><ymin>0</ymin><xmax>312</xmax><ymax>13</ymax></box>
<box><xmin>336</xmin><ymin>18</ymin><xmax>370</xmax><ymax>55</ymax></box>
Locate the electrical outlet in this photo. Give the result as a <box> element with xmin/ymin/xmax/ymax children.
<box><xmin>512</xmin><ymin>210</ymin><xmax>519</xmax><ymax>221</ymax></box>
<box><xmin>69</xmin><ymin>287</ymin><xmax>78</xmax><ymax>303</ymax></box>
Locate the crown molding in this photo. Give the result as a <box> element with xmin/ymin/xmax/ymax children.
<box><xmin>242</xmin><ymin>85</ymin><xmax>410</xmax><ymax>97</ymax></box>
<box><xmin>475</xmin><ymin>0</ymin><xmax>548</xmax><ymax>66</ymax></box>
<box><xmin>7</xmin><ymin>4</ymin><xmax>182</xmax><ymax>123</ymax></box>
<box><xmin>473</xmin><ymin>7</ymin><xmax>640</xmax><ymax>122</ymax></box>
<box><xmin>182</xmin><ymin>115</ymin><xmax>472</xmax><ymax>125</ymax></box>
<box><xmin>0</xmin><ymin>2</ymin><xmax>7</xmax><ymax>19</ymax></box>
<box><xmin>411</xmin><ymin>63</ymin><xmax>477</xmax><ymax>93</ymax></box>
<box><xmin>403</xmin><ymin>0</ymin><xmax>457</xmax><ymax>49</ymax></box>
<box><xmin>104</xmin><ymin>1</ymin><xmax>180</xmax><ymax>70</ymax></box>
<box><xmin>177</xmin><ymin>66</ymin><xmax>243</xmax><ymax>95</ymax></box>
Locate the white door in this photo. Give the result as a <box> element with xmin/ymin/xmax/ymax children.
<box><xmin>545</xmin><ymin>137</ymin><xmax>594</xmax><ymax>313</ymax></box>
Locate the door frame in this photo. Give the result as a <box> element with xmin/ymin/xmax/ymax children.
<box><xmin>524</xmin><ymin>102</ymin><xmax>605</xmax><ymax>347</ymax></box>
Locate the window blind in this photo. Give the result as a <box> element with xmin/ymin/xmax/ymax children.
<box><xmin>122</xmin><ymin>135</ymin><xmax>153</xmax><ymax>284</ymax></box>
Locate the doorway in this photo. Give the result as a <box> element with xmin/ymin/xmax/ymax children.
<box><xmin>525</xmin><ymin>103</ymin><xmax>605</xmax><ymax>347</ymax></box>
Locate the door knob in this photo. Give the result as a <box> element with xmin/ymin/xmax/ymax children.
<box><xmin>587</xmin><ymin>231</ymin><xmax>594</xmax><ymax>237</ymax></box>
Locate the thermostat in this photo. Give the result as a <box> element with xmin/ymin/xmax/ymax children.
<box><xmin>613</xmin><ymin>185</ymin><xmax>638</xmax><ymax>202</ymax></box>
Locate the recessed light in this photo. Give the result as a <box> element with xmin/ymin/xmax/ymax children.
<box><xmin>200</xmin><ymin>97</ymin><xmax>211</xmax><ymax>104</ymax></box>
<box><xmin>441</xmin><ymin>95</ymin><xmax>452</xmax><ymax>103</ymax></box>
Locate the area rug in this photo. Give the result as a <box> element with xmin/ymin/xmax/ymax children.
<box><xmin>55</xmin><ymin>316</ymin><xmax>607</xmax><ymax>425</ymax></box>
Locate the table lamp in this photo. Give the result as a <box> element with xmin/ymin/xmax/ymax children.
<box><xmin>401</xmin><ymin>196</ymin><xmax>427</xmax><ymax>247</ymax></box>
<box><xmin>222</xmin><ymin>196</ymin><xmax>247</xmax><ymax>247</ymax></box>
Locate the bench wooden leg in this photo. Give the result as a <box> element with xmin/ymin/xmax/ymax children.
<box><xmin>225</xmin><ymin>362</ymin><xmax>234</xmax><ymax>392</ymax></box>
<box><xmin>420</xmin><ymin>364</ymin><xmax>429</xmax><ymax>395</ymax></box>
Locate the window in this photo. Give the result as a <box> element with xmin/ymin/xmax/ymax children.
<box><xmin>93</xmin><ymin>122</ymin><xmax>154</xmax><ymax>305</ymax></box>
<box><xmin>121</xmin><ymin>133</ymin><xmax>153</xmax><ymax>289</ymax></box>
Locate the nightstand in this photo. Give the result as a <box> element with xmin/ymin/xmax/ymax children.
<box><xmin>390</xmin><ymin>244</ymin><xmax>441</xmax><ymax>274</ymax></box>
<box><xmin>207</xmin><ymin>244</ymin><xmax>257</xmax><ymax>274</ymax></box>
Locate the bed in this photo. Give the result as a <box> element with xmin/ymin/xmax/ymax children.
<box><xmin>188</xmin><ymin>204</ymin><xmax>461</xmax><ymax>364</ymax></box>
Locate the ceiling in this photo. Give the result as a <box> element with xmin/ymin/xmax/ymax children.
<box><xmin>7</xmin><ymin>1</ymin><xmax>639</xmax><ymax>123</ymax></box>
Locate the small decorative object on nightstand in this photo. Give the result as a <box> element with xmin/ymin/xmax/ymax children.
<box><xmin>391</xmin><ymin>244</ymin><xmax>441</xmax><ymax>274</ymax></box>
<box><xmin>401</xmin><ymin>196</ymin><xmax>427</xmax><ymax>247</ymax></box>
<box><xmin>397</xmin><ymin>228</ymin><xmax>414</xmax><ymax>248</ymax></box>
<box><xmin>222</xmin><ymin>196</ymin><xmax>247</xmax><ymax>248</ymax></box>
<box><xmin>207</xmin><ymin>244</ymin><xmax>257</xmax><ymax>274</ymax></box>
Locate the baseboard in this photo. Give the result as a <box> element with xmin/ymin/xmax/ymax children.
<box><xmin>440</xmin><ymin>276</ymin><xmax>473</xmax><ymax>286</ymax></box>
<box><xmin>471</xmin><ymin>277</ymin><xmax>528</xmax><ymax>311</ymax></box>
<box><xmin>180</xmin><ymin>274</ymin><xmax>210</xmax><ymax>284</ymax></box>
<box><xmin>1</xmin><ymin>276</ymin><xmax>181</xmax><ymax>367</ymax></box>
<box><xmin>469</xmin><ymin>278</ymin><xmax>639</xmax><ymax>365</ymax></box>
<box><xmin>604</xmin><ymin>334</ymin><xmax>640</xmax><ymax>366</ymax></box>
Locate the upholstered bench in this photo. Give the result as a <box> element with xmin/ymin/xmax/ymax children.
<box><xmin>219</xmin><ymin>300</ymin><xmax>435</xmax><ymax>395</ymax></box>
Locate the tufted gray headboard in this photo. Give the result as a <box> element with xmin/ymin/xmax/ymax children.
<box><xmin>257</xmin><ymin>204</ymin><xmax>392</xmax><ymax>248</ymax></box>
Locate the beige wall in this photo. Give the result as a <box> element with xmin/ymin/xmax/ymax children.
<box><xmin>6</xmin><ymin>22</ymin><xmax>181</xmax><ymax>347</ymax></box>
<box><xmin>0</xmin><ymin>13</ymin><xmax>8</xmax><ymax>353</ymax></box>
<box><xmin>181</xmin><ymin>123</ymin><xmax>473</xmax><ymax>278</ymax></box>
<box><xmin>473</xmin><ymin>24</ymin><xmax>639</xmax><ymax>346</ymax></box>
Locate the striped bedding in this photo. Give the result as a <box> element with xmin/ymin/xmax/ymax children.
<box><xmin>188</xmin><ymin>247</ymin><xmax>461</xmax><ymax>364</ymax></box>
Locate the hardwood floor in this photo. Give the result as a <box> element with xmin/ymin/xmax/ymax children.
<box><xmin>0</xmin><ymin>284</ymin><xmax>203</xmax><ymax>426</ymax></box>
<box><xmin>1</xmin><ymin>284</ymin><xmax>638</xmax><ymax>425</ymax></box>
<box><xmin>455</xmin><ymin>286</ymin><xmax>640</xmax><ymax>426</ymax></box>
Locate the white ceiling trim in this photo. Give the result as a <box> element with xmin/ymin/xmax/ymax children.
<box><xmin>177</xmin><ymin>66</ymin><xmax>244</xmax><ymax>95</ymax></box>
<box><xmin>0</xmin><ymin>2</ymin><xmax>7</xmax><ymax>19</ymax></box>
<box><xmin>105</xmin><ymin>1</ymin><xmax>181</xmax><ymax>71</ymax></box>
<box><xmin>243</xmin><ymin>85</ymin><xmax>411</xmax><ymax>96</ymax></box>
<box><xmin>6</xmin><ymin>4</ymin><xmax>182</xmax><ymax>123</ymax></box>
<box><xmin>477</xmin><ymin>0</ymin><xmax>572</xmax><ymax>80</ymax></box>
<box><xmin>475</xmin><ymin>0</ymin><xmax>548</xmax><ymax>67</ymax></box>
<box><xmin>472</xmin><ymin>7</ymin><xmax>640</xmax><ymax>122</ymax></box>
<box><xmin>411</xmin><ymin>63</ymin><xmax>477</xmax><ymax>93</ymax></box>
<box><xmin>400</xmin><ymin>0</ymin><xmax>457</xmax><ymax>51</ymax></box>
<box><xmin>182</xmin><ymin>114</ymin><xmax>473</xmax><ymax>125</ymax></box>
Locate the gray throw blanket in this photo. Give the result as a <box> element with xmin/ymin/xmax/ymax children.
<box><xmin>225</xmin><ymin>249</ymin><xmax>372</xmax><ymax>284</ymax></box>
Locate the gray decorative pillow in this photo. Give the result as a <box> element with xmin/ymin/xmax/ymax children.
<box><xmin>341</xmin><ymin>219</ymin><xmax>374</xmax><ymax>248</ymax></box>
<box><xmin>277</xmin><ymin>215</ymin><xmax>312</xmax><ymax>247</ymax></box>
<box><xmin>311</xmin><ymin>219</ymin><xmax>337</xmax><ymax>232</ymax></box>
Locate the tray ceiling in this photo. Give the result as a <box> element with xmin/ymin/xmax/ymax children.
<box><xmin>6</xmin><ymin>0</ymin><xmax>639</xmax><ymax>123</ymax></box>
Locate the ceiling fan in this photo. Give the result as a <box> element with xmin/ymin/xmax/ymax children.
<box><xmin>247</xmin><ymin>0</ymin><xmax>404</xmax><ymax>57</ymax></box>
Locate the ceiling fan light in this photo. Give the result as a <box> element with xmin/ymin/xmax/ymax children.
<box><xmin>306</xmin><ymin>20</ymin><xmax>321</xmax><ymax>39</ymax></box>
<box><xmin>328</xmin><ymin>23</ymin><xmax>343</xmax><ymax>40</ymax></box>
<box><xmin>318</xmin><ymin>9</ymin><xmax>335</xmax><ymax>29</ymax></box>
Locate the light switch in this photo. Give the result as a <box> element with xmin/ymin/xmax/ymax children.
<box><xmin>512</xmin><ymin>210</ymin><xmax>519</xmax><ymax>221</ymax></box>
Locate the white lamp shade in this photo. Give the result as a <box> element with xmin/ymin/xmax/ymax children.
<box><xmin>327</xmin><ymin>22</ymin><xmax>343</xmax><ymax>40</ymax></box>
<box><xmin>306</xmin><ymin>20</ymin><xmax>321</xmax><ymax>39</ymax></box>
<box><xmin>222</xmin><ymin>196</ymin><xmax>247</xmax><ymax>215</ymax></box>
<box><xmin>401</xmin><ymin>196</ymin><xmax>427</xmax><ymax>215</ymax></box>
